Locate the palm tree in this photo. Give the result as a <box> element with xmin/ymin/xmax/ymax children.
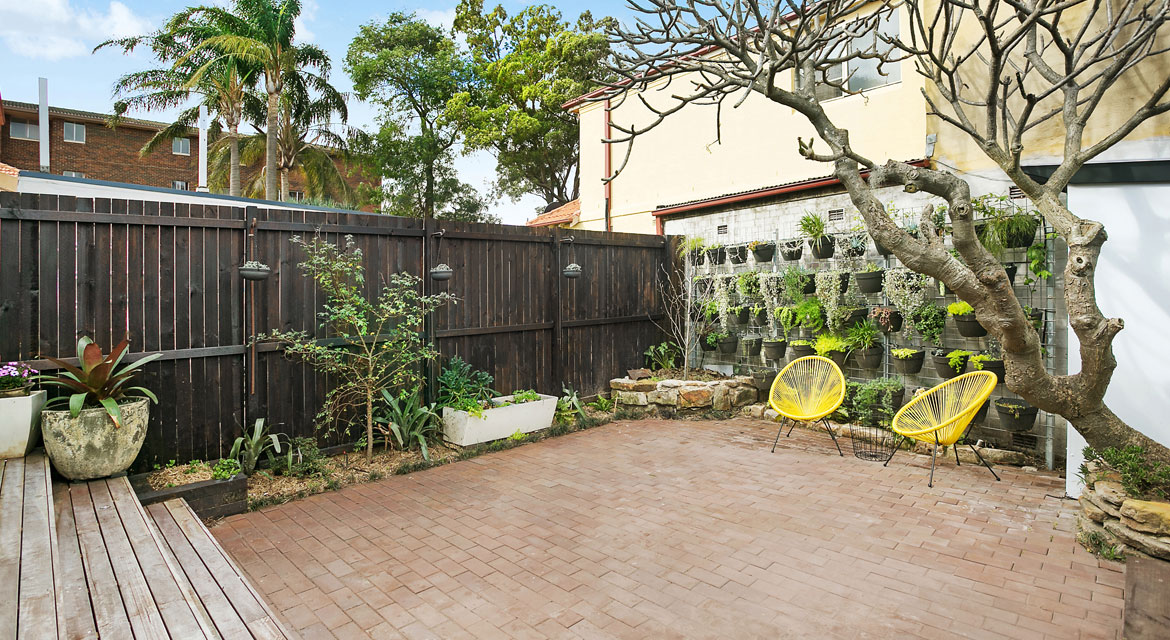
<box><xmin>181</xmin><ymin>0</ymin><xmax>334</xmax><ymax>201</ymax></box>
<box><xmin>96</xmin><ymin>16</ymin><xmax>260</xmax><ymax>196</ymax></box>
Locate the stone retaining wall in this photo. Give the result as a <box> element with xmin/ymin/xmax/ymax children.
<box><xmin>611</xmin><ymin>377</ymin><xmax>759</xmax><ymax>413</ymax></box>
<box><xmin>1077</xmin><ymin>462</ymin><xmax>1170</xmax><ymax>562</ymax></box>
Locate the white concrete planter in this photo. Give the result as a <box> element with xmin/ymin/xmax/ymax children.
<box><xmin>0</xmin><ymin>390</ymin><xmax>46</xmax><ymax>459</ymax></box>
<box><xmin>442</xmin><ymin>393</ymin><xmax>557</xmax><ymax>447</ymax></box>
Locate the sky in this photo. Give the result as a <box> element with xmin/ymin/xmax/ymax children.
<box><xmin>0</xmin><ymin>0</ymin><xmax>631</xmax><ymax>225</ymax></box>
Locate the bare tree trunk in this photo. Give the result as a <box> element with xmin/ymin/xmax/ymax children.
<box><xmin>229</xmin><ymin>124</ymin><xmax>241</xmax><ymax>198</ymax></box>
<box><xmin>265</xmin><ymin>87</ymin><xmax>279</xmax><ymax>201</ymax></box>
<box><xmin>280</xmin><ymin>169</ymin><xmax>290</xmax><ymax>202</ymax></box>
<box><xmin>365</xmin><ymin>388</ymin><xmax>374</xmax><ymax>462</ymax></box>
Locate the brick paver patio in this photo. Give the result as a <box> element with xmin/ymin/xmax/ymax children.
<box><xmin>212</xmin><ymin>418</ymin><xmax>1123</xmax><ymax>639</ymax></box>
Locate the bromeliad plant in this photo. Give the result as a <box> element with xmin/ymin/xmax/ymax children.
<box><xmin>377</xmin><ymin>388</ymin><xmax>440</xmax><ymax>460</ymax></box>
<box><xmin>40</xmin><ymin>337</ymin><xmax>161</xmax><ymax>428</ymax></box>
<box><xmin>229</xmin><ymin>418</ymin><xmax>287</xmax><ymax>475</ymax></box>
<box><xmin>260</xmin><ymin>234</ymin><xmax>454</xmax><ymax>461</ymax></box>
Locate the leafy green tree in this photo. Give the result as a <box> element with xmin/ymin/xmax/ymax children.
<box><xmin>181</xmin><ymin>0</ymin><xmax>334</xmax><ymax>201</ymax></box>
<box><xmin>449</xmin><ymin>0</ymin><xmax>613</xmax><ymax>208</ymax></box>
<box><xmin>96</xmin><ymin>15</ymin><xmax>261</xmax><ymax>196</ymax></box>
<box><xmin>346</xmin><ymin>13</ymin><xmax>488</xmax><ymax>220</ymax></box>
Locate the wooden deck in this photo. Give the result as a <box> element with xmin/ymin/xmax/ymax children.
<box><xmin>1</xmin><ymin>451</ymin><xmax>294</xmax><ymax>639</ymax></box>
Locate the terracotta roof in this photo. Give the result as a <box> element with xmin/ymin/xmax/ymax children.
<box><xmin>653</xmin><ymin>159</ymin><xmax>931</xmax><ymax>217</ymax></box>
<box><xmin>2</xmin><ymin>100</ymin><xmax>174</xmax><ymax>131</ymax></box>
<box><xmin>527</xmin><ymin>199</ymin><xmax>580</xmax><ymax>227</ymax></box>
<box><xmin>0</xmin><ymin>162</ymin><xmax>19</xmax><ymax>177</ymax></box>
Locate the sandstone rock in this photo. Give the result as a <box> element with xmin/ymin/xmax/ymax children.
<box><xmin>647</xmin><ymin>389</ymin><xmax>678</xmax><ymax>406</ymax></box>
<box><xmin>1120</xmin><ymin>499</ymin><xmax>1170</xmax><ymax>536</ymax></box>
<box><xmin>731</xmin><ymin>387</ymin><xmax>757</xmax><ymax>407</ymax></box>
<box><xmin>627</xmin><ymin>368</ymin><xmax>652</xmax><ymax>380</ymax></box>
<box><xmin>657</xmin><ymin>379</ymin><xmax>685</xmax><ymax>389</ymax></box>
<box><xmin>1084</xmin><ymin>488</ymin><xmax>1122</xmax><ymax>520</ymax></box>
<box><xmin>678</xmin><ymin>387</ymin><xmax>713</xmax><ymax>408</ymax></box>
<box><xmin>734</xmin><ymin>376</ymin><xmax>755</xmax><ymax>387</ymax></box>
<box><xmin>763</xmin><ymin>409</ymin><xmax>779</xmax><ymax>421</ymax></box>
<box><xmin>611</xmin><ymin>377</ymin><xmax>654</xmax><ymax>392</ymax></box>
<box><xmin>1095</xmin><ymin>480</ymin><xmax>1127</xmax><ymax>506</ymax></box>
<box><xmin>713</xmin><ymin>385</ymin><xmax>731</xmax><ymax>411</ymax></box>
<box><xmin>1104</xmin><ymin>519</ymin><xmax>1170</xmax><ymax>560</ymax></box>
<box><xmin>614</xmin><ymin>391</ymin><xmax>648</xmax><ymax>406</ymax></box>
<box><xmin>1079</xmin><ymin>495</ymin><xmax>1108</xmax><ymax>523</ymax></box>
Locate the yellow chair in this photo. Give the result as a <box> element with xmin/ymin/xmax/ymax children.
<box><xmin>768</xmin><ymin>356</ymin><xmax>846</xmax><ymax>456</ymax></box>
<box><xmin>886</xmin><ymin>370</ymin><xmax>1001</xmax><ymax>487</ymax></box>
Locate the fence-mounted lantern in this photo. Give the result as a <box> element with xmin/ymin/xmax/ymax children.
<box><xmin>562</xmin><ymin>235</ymin><xmax>581</xmax><ymax>279</ymax></box>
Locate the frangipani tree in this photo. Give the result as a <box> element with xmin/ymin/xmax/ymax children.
<box><xmin>601</xmin><ymin>0</ymin><xmax>1170</xmax><ymax>462</ymax></box>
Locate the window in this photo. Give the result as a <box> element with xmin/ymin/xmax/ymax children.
<box><xmin>717</xmin><ymin>224</ymin><xmax>728</xmax><ymax>235</ymax></box>
<box><xmin>827</xmin><ymin>208</ymin><xmax>845</xmax><ymax>222</ymax></box>
<box><xmin>813</xmin><ymin>11</ymin><xmax>901</xmax><ymax>100</ymax></box>
<box><xmin>172</xmin><ymin>180</ymin><xmax>189</xmax><ymax>190</ymax></box>
<box><xmin>288</xmin><ymin>190</ymin><xmax>305</xmax><ymax>202</ymax></box>
<box><xmin>10</xmin><ymin>118</ymin><xmax>38</xmax><ymax>140</ymax></box>
<box><xmin>63</xmin><ymin>171</ymin><xmax>85</xmax><ymax>178</ymax></box>
<box><xmin>172</xmin><ymin>138</ymin><xmax>190</xmax><ymax>155</ymax></box>
<box><xmin>63</xmin><ymin>122</ymin><xmax>86</xmax><ymax>143</ymax></box>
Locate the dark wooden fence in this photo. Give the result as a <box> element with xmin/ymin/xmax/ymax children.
<box><xmin>0</xmin><ymin>192</ymin><xmax>673</xmax><ymax>469</ymax></box>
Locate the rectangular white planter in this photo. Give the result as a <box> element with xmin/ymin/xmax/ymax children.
<box><xmin>0</xmin><ymin>390</ymin><xmax>46</xmax><ymax>459</ymax></box>
<box><xmin>441</xmin><ymin>393</ymin><xmax>557</xmax><ymax>447</ymax></box>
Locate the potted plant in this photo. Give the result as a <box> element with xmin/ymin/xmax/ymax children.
<box><xmin>681</xmin><ymin>236</ymin><xmax>706</xmax><ymax>266</ymax></box>
<box><xmin>38</xmin><ymin>338</ymin><xmax>161</xmax><ymax>480</ymax></box>
<box><xmin>762</xmin><ymin>338</ymin><xmax>787</xmax><ymax>360</ymax></box>
<box><xmin>750</xmin><ymin>305</ymin><xmax>768</xmax><ymax>327</ymax></box>
<box><xmin>751</xmin><ymin>370</ymin><xmax>778</xmax><ymax>392</ymax></box>
<box><xmin>789</xmin><ymin>339</ymin><xmax>815</xmax><ymax>359</ymax></box>
<box><xmin>779</xmin><ymin>238</ymin><xmax>804</xmax><ymax>261</ymax></box>
<box><xmin>851</xmin><ymin>378</ymin><xmax>905</xmax><ymax>427</ymax></box>
<box><xmin>740</xmin><ymin>337</ymin><xmax>763</xmax><ymax>357</ymax></box>
<box><xmin>737</xmin><ymin>270</ymin><xmax>761</xmax><ymax>300</ymax></box>
<box><xmin>749</xmin><ymin>240</ymin><xmax>775</xmax><ymax>262</ymax></box>
<box><xmin>794</xmin><ymin>298</ymin><xmax>824</xmax><ymax>337</ymax></box>
<box><xmin>974</xmin><ymin>195</ymin><xmax>1041</xmax><ymax>254</ymax></box>
<box><xmin>839</xmin><ymin>307</ymin><xmax>869</xmax><ymax>329</ymax></box>
<box><xmin>847</xmin><ymin>321</ymin><xmax>883</xmax><ymax>369</ymax></box>
<box><xmin>0</xmin><ymin>362</ymin><xmax>45</xmax><ymax>459</ymax></box>
<box><xmin>813</xmin><ymin>334</ymin><xmax>849</xmax><ymax>368</ymax></box>
<box><xmin>801</xmin><ymin>212</ymin><xmax>835</xmax><ymax>259</ymax></box>
<box><xmin>891</xmin><ymin>347</ymin><xmax>925</xmax><ymax>374</ymax></box>
<box><xmin>730</xmin><ymin>305</ymin><xmax>750</xmax><ymax>325</ymax></box>
<box><xmin>442</xmin><ymin>389</ymin><xmax>558</xmax><ymax>447</ymax></box>
<box><xmin>933</xmin><ymin>349</ymin><xmax>971</xmax><ymax>379</ymax></box>
<box><xmin>239</xmin><ymin>260</ymin><xmax>271</xmax><ymax>281</ymax></box>
<box><xmin>699</xmin><ymin>332</ymin><xmax>717</xmax><ymax>352</ymax></box>
<box><xmin>994</xmin><ymin>398</ymin><xmax>1039</xmax><ymax>432</ymax></box>
<box><xmin>969</xmin><ymin>353</ymin><xmax>1005</xmax><ymax>383</ymax></box>
<box><xmin>430</xmin><ymin>263</ymin><xmax>454</xmax><ymax>281</ymax></box>
<box><xmin>870</xmin><ymin>306</ymin><xmax>903</xmax><ymax>333</ymax></box>
<box><xmin>855</xmin><ymin>263</ymin><xmax>884</xmax><ymax>294</ymax></box>
<box><xmin>562</xmin><ymin>263</ymin><xmax>582</xmax><ymax>279</ymax></box>
<box><xmin>839</xmin><ymin>232</ymin><xmax>867</xmax><ymax>258</ymax></box>
<box><xmin>948</xmin><ymin>301</ymin><xmax>987</xmax><ymax>337</ymax></box>
<box><xmin>910</xmin><ymin>303</ymin><xmax>946</xmax><ymax>349</ymax></box>
<box><xmin>728</xmin><ymin>244</ymin><xmax>749</xmax><ymax>264</ymax></box>
<box><xmin>705</xmin><ymin>243</ymin><xmax>726</xmax><ymax>264</ymax></box>
<box><xmin>714</xmin><ymin>331</ymin><xmax>738</xmax><ymax>354</ymax></box>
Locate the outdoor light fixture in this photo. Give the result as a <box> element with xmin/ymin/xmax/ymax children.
<box><xmin>562</xmin><ymin>235</ymin><xmax>581</xmax><ymax>279</ymax></box>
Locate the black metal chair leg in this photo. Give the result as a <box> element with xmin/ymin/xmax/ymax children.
<box><xmin>968</xmin><ymin>444</ymin><xmax>1002</xmax><ymax>481</ymax></box>
<box><xmin>883</xmin><ymin>435</ymin><xmax>903</xmax><ymax>467</ymax></box>
<box><xmin>928</xmin><ymin>435</ymin><xmax>939</xmax><ymax>488</ymax></box>
<box><xmin>954</xmin><ymin>444</ymin><xmax>961</xmax><ymax>466</ymax></box>
<box><xmin>786</xmin><ymin>419</ymin><xmax>797</xmax><ymax>437</ymax></box>
<box><xmin>822</xmin><ymin>419</ymin><xmax>843</xmax><ymax>457</ymax></box>
<box><xmin>771</xmin><ymin>419</ymin><xmax>786</xmax><ymax>453</ymax></box>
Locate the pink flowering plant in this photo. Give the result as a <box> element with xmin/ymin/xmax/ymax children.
<box><xmin>0</xmin><ymin>362</ymin><xmax>37</xmax><ymax>391</ymax></box>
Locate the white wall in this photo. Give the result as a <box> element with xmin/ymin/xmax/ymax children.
<box><xmin>1065</xmin><ymin>182</ymin><xmax>1170</xmax><ymax>496</ymax></box>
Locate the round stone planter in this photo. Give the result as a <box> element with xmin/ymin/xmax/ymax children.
<box><xmin>855</xmin><ymin>270</ymin><xmax>884</xmax><ymax>294</ymax></box>
<box><xmin>42</xmin><ymin>399</ymin><xmax>150</xmax><ymax>480</ymax></box>
<box><xmin>751</xmin><ymin>244</ymin><xmax>775</xmax><ymax>263</ymax></box>
<box><xmin>717</xmin><ymin>336</ymin><xmax>739</xmax><ymax>354</ymax></box>
<box><xmin>995</xmin><ymin>399</ymin><xmax>1039</xmax><ymax>432</ymax></box>
<box><xmin>789</xmin><ymin>343</ymin><xmax>816</xmax><ymax>360</ymax></box>
<box><xmin>808</xmin><ymin>236</ymin><xmax>835</xmax><ymax>259</ymax></box>
<box><xmin>892</xmin><ymin>350</ymin><xmax>925</xmax><ymax>374</ymax></box>
<box><xmin>953</xmin><ymin>315</ymin><xmax>988</xmax><ymax>338</ymax></box>
<box><xmin>853</xmin><ymin>346</ymin><xmax>884</xmax><ymax>369</ymax></box>
<box><xmin>762</xmin><ymin>339</ymin><xmax>787</xmax><ymax>360</ymax></box>
<box><xmin>933</xmin><ymin>353</ymin><xmax>969</xmax><ymax>379</ymax></box>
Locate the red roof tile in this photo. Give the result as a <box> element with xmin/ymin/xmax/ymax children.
<box><xmin>526</xmin><ymin>199</ymin><xmax>580</xmax><ymax>227</ymax></box>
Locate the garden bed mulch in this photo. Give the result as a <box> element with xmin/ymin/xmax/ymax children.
<box><xmin>141</xmin><ymin>461</ymin><xmax>215</xmax><ymax>490</ymax></box>
<box><xmin>648</xmin><ymin>368</ymin><xmax>729</xmax><ymax>381</ymax></box>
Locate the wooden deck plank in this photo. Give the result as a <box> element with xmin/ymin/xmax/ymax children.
<box><xmin>104</xmin><ymin>477</ymin><xmax>216</xmax><ymax>639</ymax></box>
<box><xmin>68</xmin><ymin>483</ymin><xmax>134</xmax><ymax>640</ymax></box>
<box><xmin>85</xmin><ymin>480</ymin><xmax>171</xmax><ymax>639</ymax></box>
<box><xmin>17</xmin><ymin>453</ymin><xmax>60</xmax><ymax>640</ymax></box>
<box><xmin>162</xmin><ymin>500</ymin><xmax>294</xmax><ymax>639</ymax></box>
<box><xmin>146</xmin><ymin>502</ymin><xmax>255</xmax><ymax>639</ymax></box>
<box><xmin>51</xmin><ymin>483</ymin><xmax>98</xmax><ymax>640</ymax></box>
<box><xmin>0</xmin><ymin>457</ymin><xmax>25</xmax><ymax>638</ymax></box>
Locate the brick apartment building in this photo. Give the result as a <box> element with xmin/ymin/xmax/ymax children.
<box><xmin>0</xmin><ymin>100</ymin><xmax>370</xmax><ymax>202</ymax></box>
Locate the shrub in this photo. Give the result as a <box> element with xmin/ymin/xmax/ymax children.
<box><xmin>1084</xmin><ymin>446</ymin><xmax>1170</xmax><ymax>501</ymax></box>
<box><xmin>813</xmin><ymin>334</ymin><xmax>848</xmax><ymax>357</ymax></box>
<box><xmin>438</xmin><ymin>356</ymin><xmax>498</xmax><ymax>416</ymax></box>
<box><xmin>891</xmin><ymin>348</ymin><xmax>920</xmax><ymax>360</ymax></box>
<box><xmin>946</xmin><ymin>350</ymin><xmax>972</xmax><ymax>373</ymax></box>
<box><xmin>376</xmin><ymin>388</ymin><xmax>440</xmax><ymax>460</ymax></box>
<box><xmin>851</xmin><ymin>378</ymin><xmax>904</xmax><ymax>427</ymax></box>
<box><xmin>947</xmin><ymin>301</ymin><xmax>974</xmax><ymax>316</ymax></box>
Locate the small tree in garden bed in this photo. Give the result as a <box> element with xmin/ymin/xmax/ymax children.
<box><xmin>262</xmin><ymin>234</ymin><xmax>455</xmax><ymax>461</ymax></box>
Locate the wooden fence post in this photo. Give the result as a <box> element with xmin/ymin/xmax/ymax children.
<box><xmin>551</xmin><ymin>228</ymin><xmax>563</xmax><ymax>393</ymax></box>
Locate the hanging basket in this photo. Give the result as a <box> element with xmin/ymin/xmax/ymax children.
<box><xmin>239</xmin><ymin>263</ymin><xmax>271</xmax><ymax>281</ymax></box>
<box><xmin>430</xmin><ymin>264</ymin><xmax>453</xmax><ymax>281</ymax></box>
<box><xmin>563</xmin><ymin>263</ymin><xmax>583</xmax><ymax>279</ymax></box>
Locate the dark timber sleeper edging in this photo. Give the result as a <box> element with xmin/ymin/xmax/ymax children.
<box><xmin>131</xmin><ymin>473</ymin><xmax>248</xmax><ymax>519</ymax></box>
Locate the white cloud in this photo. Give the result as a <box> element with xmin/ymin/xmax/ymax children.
<box><xmin>416</xmin><ymin>7</ymin><xmax>455</xmax><ymax>31</ymax></box>
<box><xmin>0</xmin><ymin>0</ymin><xmax>152</xmax><ymax>61</ymax></box>
<box><xmin>294</xmin><ymin>0</ymin><xmax>318</xmax><ymax>43</ymax></box>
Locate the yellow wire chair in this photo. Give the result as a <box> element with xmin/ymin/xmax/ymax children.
<box><xmin>886</xmin><ymin>370</ymin><xmax>1001</xmax><ymax>487</ymax></box>
<box><xmin>768</xmin><ymin>356</ymin><xmax>847</xmax><ymax>456</ymax></box>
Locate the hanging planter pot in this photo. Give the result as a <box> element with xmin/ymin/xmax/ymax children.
<box><xmin>970</xmin><ymin>358</ymin><xmax>1005</xmax><ymax>383</ymax></box>
<box><xmin>563</xmin><ymin>263</ymin><xmax>582</xmax><ymax>279</ymax></box>
<box><xmin>762</xmin><ymin>339</ymin><xmax>787</xmax><ymax>360</ymax></box>
<box><xmin>827</xmin><ymin>350</ymin><xmax>847</xmax><ymax>369</ymax></box>
<box><xmin>891</xmin><ymin>349</ymin><xmax>925</xmax><ymax>374</ymax></box>
<box><xmin>732</xmin><ymin>308</ymin><xmax>750</xmax><ymax>325</ymax></box>
<box><xmin>842</xmin><ymin>308</ymin><xmax>868</xmax><ymax>328</ymax></box>
<box><xmin>874</xmin><ymin>238</ymin><xmax>892</xmax><ymax>257</ymax></box>
<box><xmin>802</xmin><ymin>278</ymin><xmax>816</xmax><ymax>295</ymax></box>
<box><xmin>751</xmin><ymin>370</ymin><xmax>778</xmax><ymax>392</ymax></box>
<box><xmin>972</xmin><ymin>398</ymin><xmax>991</xmax><ymax>424</ymax></box>
<box><xmin>933</xmin><ymin>352</ymin><xmax>969</xmax><ymax>379</ymax></box>
<box><xmin>839</xmin><ymin>234</ymin><xmax>867</xmax><ymax>258</ymax></box>
<box><xmin>689</xmin><ymin>251</ymin><xmax>705</xmax><ymax>267</ymax></box>
<box><xmin>995</xmin><ymin>398</ymin><xmax>1039</xmax><ymax>432</ymax></box>
<box><xmin>1026</xmin><ymin>308</ymin><xmax>1045</xmax><ymax>337</ymax></box>
<box><xmin>1004</xmin><ymin>217</ymin><xmax>1040</xmax><ymax>248</ymax></box>
<box><xmin>750</xmin><ymin>242</ymin><xmax>776</xmax><ymax>263</ymax></box>
<box><xmin>728</xmin><ymin>245</ymin><xmax>749</xmax><ymax>264</ymax></box>
<box><xmin>853</xmin><ymin>346</ymin><xmax>884</xmax><ymax>370</ymax></box>
<box><xmin>430</xmin><ymin>263</ymin><xmax>454</xmax><ymax>281</ymax></box>
<box><xmin>871</xmin><ymin>308</ymin><xmax>903</xmax><ymax>333</ymax></box>
<box><xmin>789</xmin><ymin>342</ymin><xmax>816</xmax><ymax>359</ymax></box>
<box><xmin>953</xmin><ymin>315</ymin><xmax>987</xmax><ymax>338</ymax></box>
<box><xmin>705</xmin><ymin>246</ymin><xmax>726</xmax><ymax>264</ymax></box>
<box><xmin>808</xmin><ymin>236</ymin><xmax>835</xmax><ymax>259</ymax></box>
<box><xmin>780</xmin><ymin>240</ymin><xmax>804</xmax><ymax>261</ymax></box>
<box><xmin>717</xmin><ymin>335</ymin><xmax>739</xmax><ymax>354</ymax></box>
<box><xmin>239</xmin><ymin>261</ymin><xmax>271</xmax><ymax>281</ymax></box>
<box><xmin>739</xmin><ymin>337</ymin><xmax>762</xmax><ymax>357</ymax></box>
<box><xmin>750</xmin><ymin>308</ymin><xmax>768</xmax><ymax>327</ymax></box>
<box><xmin>855</xmin><ymin>269</ymin><xmax>884</xmax><ymax>294</ymax></box>
<box><xmin>1003</xmin><ymin>263</ymin><xmax>1018</xmax><ymax>284</ymax></box>
<box><xmin>699</xmin><ymin>335</ymin><xmax>717</xmax><ymax>352</ymax></box>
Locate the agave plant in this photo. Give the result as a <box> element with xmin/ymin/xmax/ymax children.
<box><xmin>376</xmin><ymin>388</ymin><xmax>440</xmax><ymax>460</ymax></box>
<box><xmin>40</xmin><ymin>337</ymin><xmax>160</xmax><ymax>428</ymax></box>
